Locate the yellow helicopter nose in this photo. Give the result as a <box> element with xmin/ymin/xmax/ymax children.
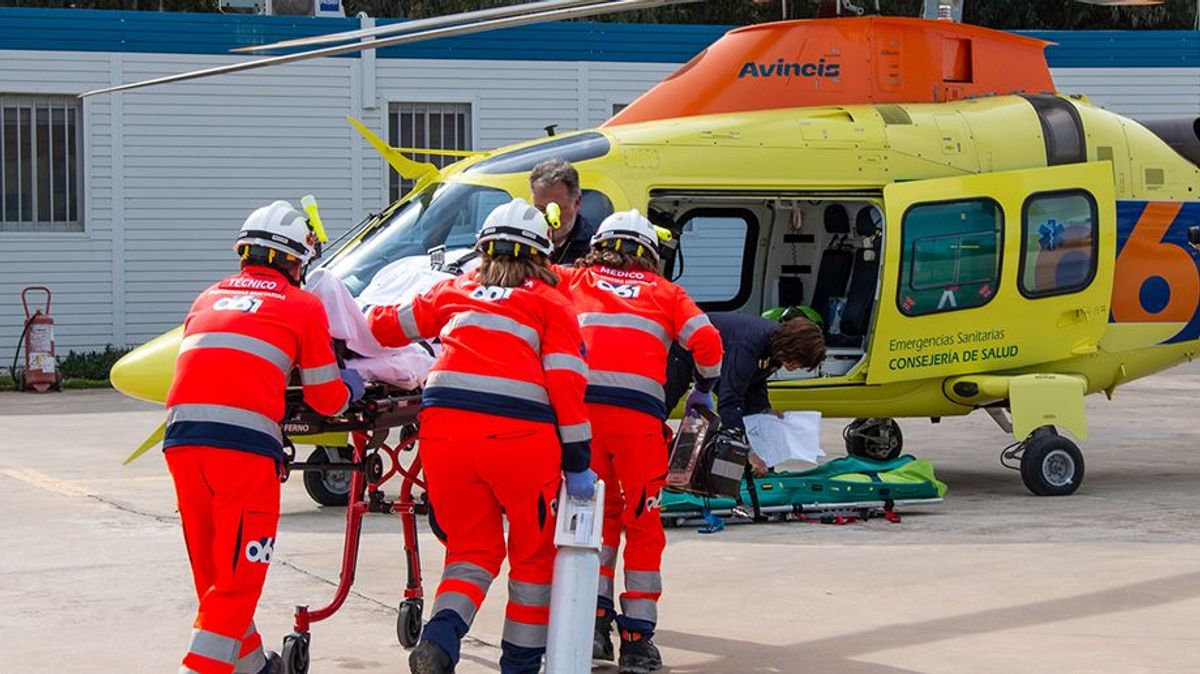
<box><xmin>109</xmin><ymin>327</ymin><xmax>182</xmax><ymax>404</ymax></box>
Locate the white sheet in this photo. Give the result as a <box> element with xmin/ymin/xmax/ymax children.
<box><xmin>306</xmin><ymin>267</ymin><xmax>435</xmax><ymax>389</ymax></box>
<box><xmin>743</xmin><ymin>412</ymin><xmax>825</xmax><ymax>467</ymax></box>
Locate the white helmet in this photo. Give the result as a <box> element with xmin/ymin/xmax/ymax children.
<box><xmin>234</xmin><ymin>200</ymin><xmax>317</xmax><ymax>264</ymax></box>
<box><xmin>592</xmin><ymin>209</ymin><xmax>660</xmax><ymax>263</ymax></box>
<box><xmin>476</xmin><ymin>198</ymin><xmax>554</xmax><ymax>258</ymax></box>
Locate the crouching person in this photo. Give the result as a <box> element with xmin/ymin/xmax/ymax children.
<box><xmin>368</xmin><ymin>198</ymin><xmax>595</xmax><ymax>674</ymax></box>
<box><xmin>165</xmin><ymin>201</ymin><xmax>363</xmax><ymax>674</ymax></box>
<box><xmin>557</xmin><ymin>210</ymin><xmax>723</xmax><ymax>673</ymax></box>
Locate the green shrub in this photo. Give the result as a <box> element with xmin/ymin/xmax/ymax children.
<box><xmin>57</xmin><ymin>345</ymin><xmax>132</xmax><ymax>381</ymax></box>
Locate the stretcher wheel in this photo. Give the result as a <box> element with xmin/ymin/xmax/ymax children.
<box><xmin>281</xmin><ymin>632</ymin><xmax>310</xmax><ymax>674</ymax></box>
<box><xmin>365</xmin><ymin>451</ymin><xmax>386</xmax><ymax>485</ymax></box>
<box><xmin>303</xmin><ymin>446</ymin><xmax>353</xmax><ymax>507</ymax></box>
<box><xmin>397</xmin><ymin>598</ymin><xmax>424</xmax><ymax>648</ymax></box>
<box><xmin>1019</xmin><ymin>426</ymin><xmax>1084</xmax><ymax>496</ymax></box>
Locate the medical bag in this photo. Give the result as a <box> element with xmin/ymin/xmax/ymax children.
<box><xmin>667</xmin><ymin>409</ymin><xmax>751</xmax><ymax>499</ymax></box>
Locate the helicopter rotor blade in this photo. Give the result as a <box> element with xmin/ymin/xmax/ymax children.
<box><xmin>80</xmin><ymin>0</ymin><xmax>702</xmax><ymax>98</ymax></box>
<box><xmin>232</xmin><ymin>0</ymin><xmax>607</xmax><ymax>53</ymax></box>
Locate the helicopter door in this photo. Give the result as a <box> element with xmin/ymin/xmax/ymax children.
<box><xmin>866</xmin><ymin>162</ymin><xmax>1115</xmax><ymax>385</ymax></box>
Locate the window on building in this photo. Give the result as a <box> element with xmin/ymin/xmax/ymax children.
<box><xmin>388</xmin><ymin>102</ymin><xmax>472</xmax><ymax>202</ymax></box>
<box><xmin>1020</xmin><ymin>190</ymin><xmax>1097</xmax><ymax>298</ymax></box>
<box><xmin>673</xmin><ymin>209</ymin><xmax>756</xmax><ymax>310</ymax></box>
<box><xmin>898</xmin><ymin>199</ymin><xmax>1002</xmax><ymax>316</ymax></box>
<box><xmin>611</xmin><ymin>103</ymin><xmax>628</xmax><ymax>117</ymax></box>
<box><xmin>2</xmin><ymin>95</ymin><xmax>83</xmax><ymax>232</ymax></box>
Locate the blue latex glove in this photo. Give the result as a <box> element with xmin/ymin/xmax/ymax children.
<box><xmin>686</xmin><ymin>388</ymin><xmax>715</xmax><ymax>413</ymax></box>
<box><xmin>563</xmin><ymin>469</ymin><xmax>598</xmax><ymax>500</ymax></box>
<box><xmin>340</xmin><ymin>367</ymin><xmax>365</xmax><ymax>403</ymax></box>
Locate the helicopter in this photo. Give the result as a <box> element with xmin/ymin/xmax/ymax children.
<box><xmin>101</xmin><ymin>0</ymin><xmax>1200</xmax><ymax>497</ymax></box>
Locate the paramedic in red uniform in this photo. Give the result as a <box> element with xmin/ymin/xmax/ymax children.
<box><xmin>164</xmin><ymin>201</ymin><xmax>364</xmax><ymax>674</ymax></box>
<box><xmin>557</xmin><ymin>210</ymin><xmax>723</xmax><ymax>674</ymax></box>
<box><xmin>367</xmin><ymin>198</ymin><xmax>595</xmax><ymax>674</ymax></box>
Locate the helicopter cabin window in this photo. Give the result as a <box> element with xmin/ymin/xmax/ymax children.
<box><xmin>1019</xmin><ymin>190</ymin><xmax>1098</xmax><ymax>298</ymax></box>
<box><xmin>673</xmin><ymin>209</ymin><xmax>756</xmax><ymax>310</ymax></box>
<box><xmin>388</xmin><ymin>102</ymin><xmax>473</xmax><ymax>201</ymax></box>
<box><xmin>898</xmin><ymin>199</ymin><xmax>1002</xmax><ymax>316</ymax></box>
<box><xmin>1</xmin><ymin>95</ymin><xmax>83</xmax><ymax>233</ymax></box>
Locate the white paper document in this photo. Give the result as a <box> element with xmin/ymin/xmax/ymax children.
<box><xmin>743</xmin><ymin>412</ymin><xmax>825</xmax><ymax>467</ymax></box>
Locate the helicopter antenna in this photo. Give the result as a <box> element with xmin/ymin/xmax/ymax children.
<box><xmin>80</xmin><ymin>0</ymin><xmax>705</xmax><ymax>98</ymax></box>
<box><xmin>234</xmin><ymin>0</ymin><xmax>614</xmax><ymax>53</ymax></box>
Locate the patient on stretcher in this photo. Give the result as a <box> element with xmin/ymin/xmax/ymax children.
<box><xmin>307</xmin><ymin>267</ymin><xmax>437</xmax><ymax>391</ymax></box>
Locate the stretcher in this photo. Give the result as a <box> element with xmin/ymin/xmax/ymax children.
<box><xmin>661</xmin><ymin>455</ymin><xmax>947</xmax><ymax>529</ymax></box>
<box><xmin>276</xmin><ymin>382</ymin><xmax>426</xmax><ymax>674</ymax></box>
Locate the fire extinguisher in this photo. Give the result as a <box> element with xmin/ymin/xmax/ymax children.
<box><xmin>12</xmin><ymin>286</ymin><xmax>60</xmax><ymax>393</ymax></box>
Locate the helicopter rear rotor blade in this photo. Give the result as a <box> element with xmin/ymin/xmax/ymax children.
<box><xmin>232</xmin><ymin>0</ymin><xmax>608</xmax><ymax>53</ymax></box>
<box><xmin>80</xmin><ymin>0</ymin><xmax>702</xmax><ymax>98</ymax></box>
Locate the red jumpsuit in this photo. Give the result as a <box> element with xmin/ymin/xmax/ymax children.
<box><xmin>368</xmin><ymin>272</ymin><xmax>589</xmax><ymax>671</ymax></box>
<box><xmin>557</xmin><ymin>264</ymin><xmax>722</xmax><ymax>637</ymax></box>
<box><xmin>164</xmin><ymin>266</ymin><xmax>349</xmax><ymax>674</ymax></box>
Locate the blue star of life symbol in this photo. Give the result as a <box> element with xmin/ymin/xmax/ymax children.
<box><xmin>1038</xmin><ymin>219</ymin><xmax>1064</xmax><ymax>251</ymax></box>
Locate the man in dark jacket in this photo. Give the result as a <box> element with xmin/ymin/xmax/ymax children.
<box><xmin>530</xmin><ymin>157</ymin><xmax>598</xmax><ymax>264</ymax></box>
<box><xmin>666</xmin><ymin>312</ymin><xmax>826</xmax><ymax>471</ymax></box>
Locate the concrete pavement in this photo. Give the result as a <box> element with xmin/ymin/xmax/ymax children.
<box><xmin>3</xmin><ymin>367</ymin><xmax>1200</xmax><ymax>673</ymax></box>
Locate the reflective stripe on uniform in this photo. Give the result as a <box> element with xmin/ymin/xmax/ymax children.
<box><xmin>620</xmin><ymin>596</ymin><xmax>658</xmax><ymax>623</ymax></box>
<box><xmin>578</xmin><ymin>312</ymin><xmax>669</xmax><ymax>344</ymax></box>
<box><xmin>443</xmin><ymin>561</ymin><xmax>495</xmax><ymax>592</ymax></box>
<box><xmin>625</xmin><ymin>570</ymin><xmax>663</xmax><ymax>594</ymax></box>
<box><xmin>166</xmin><ymin>404</ymin><xmax>282</xmax><ymax>444</ymax></box>
<box><xmin>180</xmin><ymin>668</ymin><xmax>202</xmax><ymax>674</ymax></box>
<box><xmin>180</xmin><ymin>332</ymin><xmax>292</xmax><ymax>374</ymax></box>
<box><xmin>502</xmin><ymin>620</ymin><xmax>549</xmax><ymax>649</ymax></box>
<box><xmin>187</xmin><ymin>628</ymin><xmax>240</xmax><ymax>665</ymax></box>
<box><xmin>234</xmin><ymin>648</ymin><xmax>265</xmax><ymax>674</ymax></box>
<box><xmin>433</xmin><ymin>591</ymin><xmax>480</xmax><ymax>625</ymax></box>
<box><xmin>509</xmin><ymin>579</ymin><xmax>552</xmax><ymax>607</ymax></box>
<box><xmin>600</xmin><ymin>545</ymin><xmax>618</xmax><ymax>569</ymax></box>
<box><xmin>558</xmin><ymin>422</ymin><xmax>591</xmax><ymax>444</ymax></box>
<box><xmin>396</xmin><ymin>304</ymin><xmax>423</xmax><ymax>341</ymax></box>
<box><xmin>300</xmin><ymin>362</ymin><xmax>340</xmax><ymax>386</ymax></box>
<box><xmin>588</xmin><ymin>370</ymin><xmax>664</xmax><ymax>402</ymax></box>
<box><xmin>442</xmin><ymin>311</ymin><xmax>541</xmax><ymax>353</ymax></box>
<box><xmin>426</xmin><ymin>371</ymin><xmax>550</xmax><ymax>405</ymax></box>
<box><xmin>678</xmin><ymin>313</ymin><xmax>713</xmax><ymax>345</ymax></box>
<box><xmin>599</xmin><ymin>575</ymin><xmax>615</xmax><ymax>600</ymax></box>
<box><xmin>542</xmin><ymin>353</ymin><xmax>588</xmax><ymax>377</ymax></box>
<box><xmin>696</xmin><ymin>360</ymin><xmax>723</xmax><ymax>379</ymax></box>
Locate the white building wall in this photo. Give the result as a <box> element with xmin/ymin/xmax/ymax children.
<box><xmin>0</xmin><ymin>48</ymin><xmax>1197</xmax><ymax>365</ymax></box>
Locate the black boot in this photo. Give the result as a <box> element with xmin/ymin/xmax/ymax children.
<box><xmin>255</xmin><ymin>651</ymin><xmax>282</xmax><ymax>674</ymax></box>
<box><xmin>593</xmin><ymin>612</ymin><xmax>615</xmax><ymax>662</ymax></box>
<box><xmin>409</xmin><ymin>641</ymin><xmax>455</xmax><ymax>674</ymax></box>
<box><xmin>619</xmin><ymin>630</ymin><xmax>663</xmax><ymax>674</ymax></box>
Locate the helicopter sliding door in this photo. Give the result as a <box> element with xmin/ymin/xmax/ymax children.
<box><xmin>866</xmin><ymin>162</ymin><xmax>1115</xmax><ymax>385</ymax></box>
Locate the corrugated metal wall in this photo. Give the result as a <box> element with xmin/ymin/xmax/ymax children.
<box><xmin>0</xmin><ymin>10</ymin><xmax>1197</xmax><ymax>365</ymax></box>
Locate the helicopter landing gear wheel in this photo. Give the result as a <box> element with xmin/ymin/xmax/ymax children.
<box><xmin>397</xmin><ymin>598</ymin><xmax>424</xmax><ymax>648</ymax></box>
<box><xmin>280</xmin><ymin>632</ymin><xmax>310</xmax><ymax>674</ymax></box>
<box><xmin>302</xmin><ymin>446</ymin><xmax>354</xmax><ymax>507</ymax></box>
<box><xmin>1017</xmin><ymin>426</ymin><xmax>1085</xmax><ymax>496</ymax></box>
<box><xmin>844</xmin><ymin>418</ymin><xmax>903</xmax><ymax>461</ymax></box>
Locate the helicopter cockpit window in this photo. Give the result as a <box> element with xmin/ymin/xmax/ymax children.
<box><xmin>1019</xmin><ymin>190</ymin><xmax>1098</xmax><ymax>298</ymax></box>
<box><xmin>323</xmin><ymin>182</ymin><xmax>511</xmax><ymax>297</ymax></box>
<box><xmin>466</xmin><ymin>132</ymin><xmax>611</xmax><ymax>175</ymax></box>
<box><xmin>898</xmin><ymin>199</ymin><xmax>1002</xmax><ymax>317</ymax></box>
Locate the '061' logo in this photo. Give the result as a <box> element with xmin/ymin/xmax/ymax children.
<box><xmin>245</xmin><ymin>537</ymin><xmax>275</xmax><ymax>564</ymax></box>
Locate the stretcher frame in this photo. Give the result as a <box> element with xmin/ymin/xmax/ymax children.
<box><xmin>276</xmin><ymin>385</ymin><xmax>426</xmax><ymax>674</ymax></box>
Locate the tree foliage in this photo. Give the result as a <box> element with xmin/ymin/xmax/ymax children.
<box><xmin>0</xmin><ymin>0</ymin><xmax>1196</xmax><ymax>29</ymax></box>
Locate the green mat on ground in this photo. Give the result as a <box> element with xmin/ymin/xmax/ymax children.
<box><xmin>661</xmin><ymin>455</ymin><xmax>947</xmax><ymax>514</ymax></box>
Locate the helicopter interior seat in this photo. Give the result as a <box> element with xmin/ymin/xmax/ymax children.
<box><xmin>809</xmin><ymin>203</ymin><xmax>855</xmax><ymax>333</ymax></box>
<box><xmin>828</xmin><ymin>206</ymin><xmax>882</xmax><ymax>348</ymax></box>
